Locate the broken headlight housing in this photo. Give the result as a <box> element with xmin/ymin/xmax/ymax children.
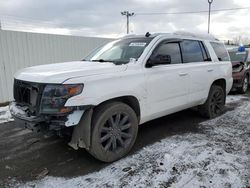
<box><xmin>232</xmin><ymin>62</ymin><xmax>245</xmax><ymax>73</ymax></box>
<box><xmin>40</xmin><ymin>84</ymin><xmax>83</xmax><ymax>114</ymax></box>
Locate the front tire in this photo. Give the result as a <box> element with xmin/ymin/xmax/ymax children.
<box><xmin>88</xmin><ymin>102</ymin><xmax>138</xmax><ymax>162</ymax></box>
<box><xmin>199</xmin><ymin>85</ymin><xmax>225</xmax><ymax>118</ymax></box>
<box><xmin>238</xmin><ymin>75</ymin><xmax>249</xmax><ymax>94</ymax></box>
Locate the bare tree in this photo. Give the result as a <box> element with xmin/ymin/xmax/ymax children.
<box><xmin>233</xmin><ymin>35</ymin><xmax>250</xmax><ymax>45</ymax></box>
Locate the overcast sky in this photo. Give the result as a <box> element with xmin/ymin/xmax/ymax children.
<box><xmin>0</xmin><ymin>0</ymin><xmax>249</xmax><ymax>42</ymax></box>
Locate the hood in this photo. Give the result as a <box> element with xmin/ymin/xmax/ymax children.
<box><xmin>14</xmin><ymin>61</ymin><xmax>127</xmax><ymax>83</ymax></box>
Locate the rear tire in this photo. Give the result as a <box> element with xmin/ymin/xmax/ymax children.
<box><xmin>88</xmin><ymin>102</ymin><xmax>138</xmax><ymax>162</ymax></box>
<box><xmin>199</xmin><ymin>85</ymin><xmax>225</xmax><ymax>118</ymax></box>
<box><xmin>238</xmin><ymin>75</ymin><xmax>249</xmax><ymax>94</ymax></box>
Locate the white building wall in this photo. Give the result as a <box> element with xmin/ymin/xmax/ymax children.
<box><xmin>0</xmin><ymin>30</ymin><xmax>113</xmax><ymax>103</ymax></box>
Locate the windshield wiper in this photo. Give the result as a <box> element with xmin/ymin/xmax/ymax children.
<box><xmin>90</xmin><ymin>59</ymin><xmax>127</xmax><ymax>65</ymax></box>
<box><xmin>91</xmin><ymin>59</ymin><xmax>112</xmax><ymax>62</ymax></box>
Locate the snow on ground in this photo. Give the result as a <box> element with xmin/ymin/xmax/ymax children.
<box><xmin>19</xmin><ymin>95</ymin><xmax>250</xmax><ymax>188</ymax></box>
<box><xmin>0</xmin><ymin>106</ymin><xmax>14</xmax><ymax>124</ymax></box>
<box><xmin>225</xmin><ymin>95</ymin><xmax>248</xmax><ymax>103</ymax></box>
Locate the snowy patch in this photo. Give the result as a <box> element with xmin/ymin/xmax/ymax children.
<box><xmin>0</xmin><ymin>106</ymin><xmax>14</xmax><ymax>124</ymax></box>
<box><xmin>226</xmin><ymin>95</ymin><xmax>247</xmax><ymax>104</ymax></box>
<box><xmin>20</xmin><ymin>96</ymin><xmax>250</xmax><ymax>188</ymax></box>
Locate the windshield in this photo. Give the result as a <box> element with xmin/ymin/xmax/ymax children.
<box><xmin>85</xmin><ymin>37</ymin><xmax>153</xmax><ymax>65</ymax></box>
<box><xmin>229</xmin><ymin>51</ymin><xmax>247</xmax><ymax>62</ymax></box>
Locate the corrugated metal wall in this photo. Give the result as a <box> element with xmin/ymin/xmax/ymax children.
<box><xmin>0</xmin><ymin>30</ymin><xmax>113</xmax><ymax>103</ymax></box>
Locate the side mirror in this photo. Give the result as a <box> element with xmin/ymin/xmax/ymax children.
<box><xmin>146</xmin><ymin>55</ymin><xmax>171</xmax><ymax>67</ymax></box>
<box><xmin>146</xmin><ymin>58</ymin><xmax>155</xmax><ymax>68</ymax></box>
<box><xmin>158</xmin><ymin>55</ymin><xmax>171</xmax><ymax>64</ymax></box>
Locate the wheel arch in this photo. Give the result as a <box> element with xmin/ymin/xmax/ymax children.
<box><xmin>68</xmin><ymin>95</ymin><xmax>141</xmax><ymax>151</ymax></box>
<box><xmin>94</xmin><ymin>95</ymin><xmax>141</xmax><ymax>122</ymax></box>
<box><xmin>210</xmin><ymin>78</ymin><xmax>226</xmax><ymax>102</ymax></box>
<box><xmin>211</xmin><ymin>78</ymin><xmax>226</xmax><ymax>94</ymax></box>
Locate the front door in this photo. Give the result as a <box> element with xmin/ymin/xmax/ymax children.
<box><xmin>145</xmin><ymin>41</ymin><xmax>190</xmax><ymax>119</ymax></box>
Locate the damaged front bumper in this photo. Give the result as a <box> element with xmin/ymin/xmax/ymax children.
<box><xmin>9</xmin><ymin>102</ymin><xmax>84</xmax><ymax>132</ymax></box>
<box><xmin>10</xmin><ymin>102</ymin><xmax>47</xmax><ymax>132</ymax></box>
<box><xmin>10</xmin><ymin>102</ymin><xmax>93</xmax><ymax>150</ymax></box>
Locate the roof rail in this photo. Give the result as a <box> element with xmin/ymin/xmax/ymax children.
<box><xmin>173</xmin><ymin>31</ymin><xmax>218</xmax><ymax>41</ymax></box>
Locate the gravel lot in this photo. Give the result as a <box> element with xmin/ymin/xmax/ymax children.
<box><xmin>0</xmin><ymin>93</ymin><xmax>250</xmax><ymax>188</ymax></box>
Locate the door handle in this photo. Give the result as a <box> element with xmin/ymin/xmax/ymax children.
<box><xmin>179</xmin><ymin>73</ymin><xmax>188</xmax><ymax>76</ymax></box>
<box><xmin>207</xmin><ymin>69</ymin><xmax>214</xmax><ymax>72</ymax></box>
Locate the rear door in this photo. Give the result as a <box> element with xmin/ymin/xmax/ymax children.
<box><xmin>179</xmin><ymin>39</ymin><xmax>215</xmax><ymax>104</ymax></box>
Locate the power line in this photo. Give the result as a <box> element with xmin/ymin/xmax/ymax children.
<box><xmin>135</xmin><ymin>7</ymin><xmax>250</xmax><ymax>15</ymax></box>
<box><xmin>0</xmin><ymin>6</ymin><xmax>249</xmax><ymax>25</ymax></box>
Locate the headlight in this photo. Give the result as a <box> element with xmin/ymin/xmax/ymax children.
<box><xmin>40</xmin><ymin>84</ymin><xmax>83</xmax><ymax>114</ymax></box>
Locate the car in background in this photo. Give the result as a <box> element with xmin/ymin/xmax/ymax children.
<box><xmin>228</xmin><ymin>48</ymin><xmax>250</xmax><ymax>93</ymax></box>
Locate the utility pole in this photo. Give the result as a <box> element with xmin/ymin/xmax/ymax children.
<box><xmin>207</xmin><ymin>0</ymin><xmax>213</xmax><ymax>33</ymax></box>
<box><xmin>121</xmin><ymin>11</ymin><xmax>134</xmax><ymax>34</ymax></box>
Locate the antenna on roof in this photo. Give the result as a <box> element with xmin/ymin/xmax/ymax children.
<box><xmin>145</xmin><ymin>32</ymin><xmax>151</xmax><ymax>37</ymax></box>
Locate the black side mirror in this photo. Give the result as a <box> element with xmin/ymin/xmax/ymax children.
<box><xmin>146</xmin><ymin>58</ymin><xmax>155</xmax><ymax>68</ymax></box>
<box><xmin>158</xmin><ymin>55</ymin><xmax>171</xmax><ymax>64</ymax></box>
<box><xmin>146</xmin><ymin>55</ymin><xmax>171</xmax><ymax>68</ymax></box>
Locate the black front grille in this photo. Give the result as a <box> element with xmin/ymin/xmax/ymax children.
<box><xmin>14</xmin><ymin>79</ymin><xmax>45</xmax><ymax>115</ymax></box>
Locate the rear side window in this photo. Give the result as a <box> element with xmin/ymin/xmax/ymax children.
<box><xmin>180</xmin><ymin>40</ymin><xmax>204</xmax><ymax>63</ymax></box>
<box><xmin>210</xmin><ymin>42</ymin><xmax>230</xmax><ymax>61</ymax></box>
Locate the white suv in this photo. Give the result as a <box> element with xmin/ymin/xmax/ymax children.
<box><xmin>10</xmin><ymin>32</ymin><xmax>233</xmax><ymax>162</ymax></box>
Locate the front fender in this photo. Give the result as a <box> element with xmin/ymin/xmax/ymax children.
<box><xmin>68</xmin><ymin>108</ymin><xmax>93</xmax><ymax>150</ymax></box>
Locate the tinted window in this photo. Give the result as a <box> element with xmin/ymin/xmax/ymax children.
<box><xmin>180</xmin><ymin>40</ymin><xmax>204</xmax><ymax>63</ymax></box>
<box><xmin>210</xmin><ymin>42</ymin><xmax>230</xmax><ymax>61</ymax></box>
<box><xmin>152</xmin><ymin>42</ymin><xmax>182</xmax><ymax>64</ymax></box>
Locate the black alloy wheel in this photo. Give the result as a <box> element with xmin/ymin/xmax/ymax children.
<box><xmin>199</xmin><ymin>85</ymin><xmax>225</xmax><ymax>118</ymax></box>
<box><xmin>99</xmin><ymin>113</ymin><xmax>133</xmax><ymax>152</ymax></box>
<box><xmin>209</xmin><ymin>88</ymin><xmax>225</xmax><ymax>117</ymax></box>
<box><xmin>88</xmin><ymin>102</ymin><xmax>138</xmax><ymax>162</ymax></box>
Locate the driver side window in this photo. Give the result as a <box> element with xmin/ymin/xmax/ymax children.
<box><xmin>152</xmin><ymin>42</ymin><xmax>182</xmax><ymax>64</ymax></box>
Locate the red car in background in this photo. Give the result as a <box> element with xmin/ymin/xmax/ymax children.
<box><xmin>229</xmin><ymin>49</ymin><xmax>250</xmax><ymax>93</ymax></box>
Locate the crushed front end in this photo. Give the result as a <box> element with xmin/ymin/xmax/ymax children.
<box><xmin>10</xmin><ymin>79</ymin><xmax>85</xmax><ymax>134</ymax></box>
